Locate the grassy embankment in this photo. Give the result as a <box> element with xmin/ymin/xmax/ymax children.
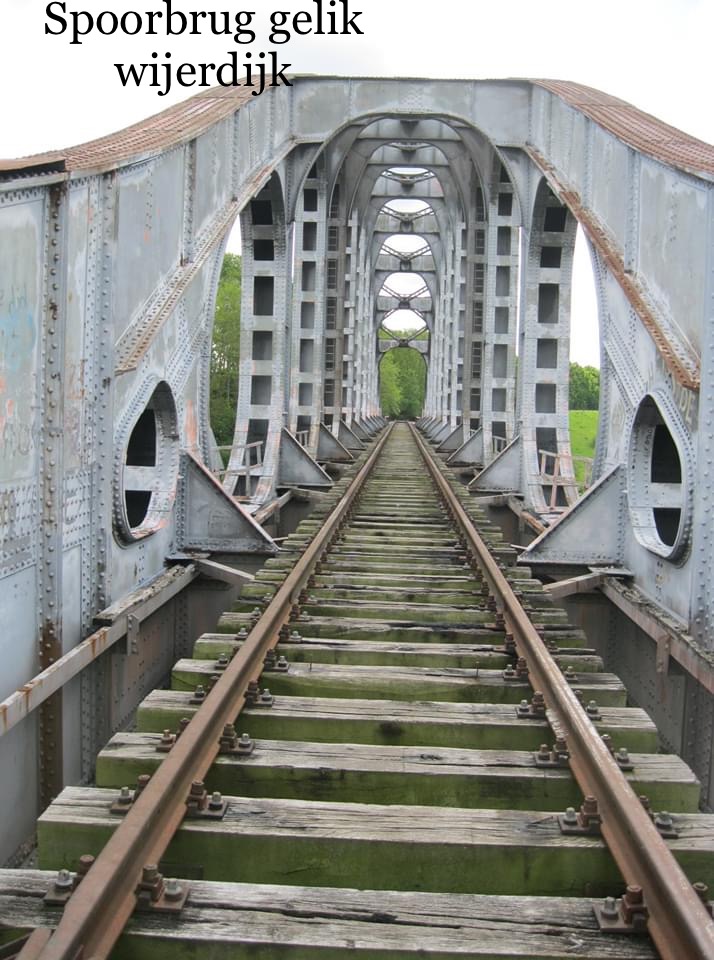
<box><xmin>569</xmin><ymin>410</ymin><xmax>598</xmax><ymax>488</ymax></box>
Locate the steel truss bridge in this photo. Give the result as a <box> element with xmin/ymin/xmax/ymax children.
<box><xmin>1</xmin><ymin>77</ymin><xmax>714</xmax><ymax>921</ymax></box>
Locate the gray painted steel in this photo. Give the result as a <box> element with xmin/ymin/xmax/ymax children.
<box><xmin>1</xmin><ymin>76</ymin><xmax>713</xmax><ymax>856</ymax></box>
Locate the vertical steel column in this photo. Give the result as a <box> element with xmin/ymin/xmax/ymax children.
<box><xmin>38</xmin><ymin>182</ymin><xmax>68</xmax><ymax>809</ymax></box>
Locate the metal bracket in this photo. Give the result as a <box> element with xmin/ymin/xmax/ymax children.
<box><xmin>593</xmin><ymin>888</ymin><xmax>649</xmax><ymax>934</ymax></box>
<box><xmin>559</xmin><ymin>798</ymin><xmax>603</xmax><ymax>836</ymax></box>
<box><xmin>184</xmin><ymin>782</ymin><xmax>228</xmax><ymax>821</ymax></box>
<box><xmin>134</xmin><ymin>867</ymin><xmax>190</xmax><ymax>914</ymax></box>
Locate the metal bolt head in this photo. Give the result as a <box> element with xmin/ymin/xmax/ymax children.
<box><xmin>237</xmin><ymin>628</ymin><xmax>249</xmax><ymax>640</ymax></box>
<box><xmin>655</xmin><ymin>811</ymin><xmax>674</xmax><ymax>830</ymax></box>
<box><xmin>194</xmin><ymin>685</ymin><xmax>206</xmax><ymax>700</ymax></box>
<box><xmin>617</xmin><ymin>747</ymin><xmax>630</xmax><ymax>762</ymax></box>
<box><xmin>164</xmin><ymin>878</ymin><xmax>183</xmax><ymax>902</ymax></box>
<box><xmin>587</xmin><ymin>700</ymin><xmax>599</xmax><ymax>716</ymax></box>
<box><xmin>601</xmin><ymin>896</ymin><xmax>619</xmax><ymax>920</ymax></box>
<box><xmin>537</xmin><ymin>743</ymin><xmax>551</xmax><ymax>760</ymax></box>
<box><xmin>693</xmin><ymin>882</ymin><xmax>710</xmax><ymax>903</ymax></box>
<box><xmin>624</xmin><ymin>885</ymin><xmax>643</xmax><ymax>906</ymax></box>
<box><xmin>223</xmin><ymin>723</ymin><xmax>236</xmax><ymax>739</ymax></box>
<box><xmin>563</xmin><ymin>806</ymin><xmax>578</xmax><ymax>825</ymax></box>
<box><xmin>240</xmin><ymin>733</ymin><xmax>252</xmax><ymax>745</ymax></box>
<box><xmin>208</xmin><ymin>791</ymin><xmax>224</xmax><ymax>811</ymax></box>
<box><xmin>190</xmin><ymin>780</ymin><xmax>205</xmax><ymax>797</ymax></box>
<box><xmin>55</xmin><ymin>869</ymin><xmax>73</xmax><ymax>891</ymax></box>
<box><xmin>289</xmin><ymin>631</ymin><xmax>302</xmax><ymax>642</ymax></box>
<box><xmin>118</xmin><ymin>786</ymin><xmax>132</xmax><ymax>805</ymax></box>
<box><xmin>77</xmin><ymin>855</ymin><xmax>95</xmax><ymax>876</ymax></box>
<box><xmin>142</xmin><ymin>864</ymin><xmax>160</xmax><ymax>883</ymax></box>
<box><xmin>582</xmin><ymin>796</ymin><xmax>599</xmax><ymax>815</ymax></box>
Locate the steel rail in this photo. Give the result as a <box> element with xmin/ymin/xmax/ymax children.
<box><xmin>410</xmin><ymin>423</ymin><xmax>714</xmax><ymax>960</ymax></box>
<box><xmin>21</xmin><ymin>425</ymin><xmax>393</xmax><ymax>960</ymax></box>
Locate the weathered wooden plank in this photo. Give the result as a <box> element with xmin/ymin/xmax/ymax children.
<box><xmin>137</xmin><ymin>690</ymin><xmax>660</xmax><ymax>753</ymax></box>
<box><xmin>95</xmin><ymin>732</ymin><xmax>699</xmax><ymax>812</ymax></box>
<box><xmin>0</xmin><ymin>871</ymin><xmax>658</xmax><ymax>959</ymax></box>
<box><xmin>291</xmin><ymin>600</ymin><xmax>568</xmax><ymax>627</ymax></box>
<box><xmin>190</xmin><ymin>635</ymin><xmax>605</xmax><ymax>672</ymax></box>
<box><xmin>216</xmin><ymin>612</ymin><xmax>588</xmax><ymax>647</ymax></box>
<box><xmin>37</xmin><ymin>789</ymin><xmax>714</xmax><ymax>896</ymax></box>
<box><xmin>171</xmin><ymin>660</ymin><xmax>628</xmax><ymax>707</ymax></box>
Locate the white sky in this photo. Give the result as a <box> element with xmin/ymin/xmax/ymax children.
<box><xmin>2</xmin><ymin>0</ymin><xmax>711</xmax><ymax>367</ymax></box>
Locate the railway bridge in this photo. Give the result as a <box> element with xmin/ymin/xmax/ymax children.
<box><xmin>1</xmin><ymin>77</ymin><xmax>714</xmax><ymax>959</ymax></box>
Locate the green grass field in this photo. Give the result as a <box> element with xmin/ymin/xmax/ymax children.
<box><xmin>569</xmin><ymin>410</ymin><xmax>599</xmax><ymax>487</ymax></box>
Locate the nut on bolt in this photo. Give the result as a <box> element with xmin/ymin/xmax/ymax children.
<box><xmin>54</xmin><ymin>869</ymin><xmax>74</xmax><ymax>892</ymax></box>
<box><xmin>117</xmin><ymin>785</ymin><xmax>132</xmax><ymax>806</ymax></box>
<box><xmin>164</xmin><ymin>878</ymin><xmax>184</xmax><ymax>902</ymax></box>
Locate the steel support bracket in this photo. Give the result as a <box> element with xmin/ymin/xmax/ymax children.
<box><xmin>593</xmin><ymin>893</ymin><xmax>649</xmax><ymax>934</ymax></box>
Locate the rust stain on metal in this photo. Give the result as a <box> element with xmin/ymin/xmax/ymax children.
<box><xmin>527</xmin><ymin>144</ymin><xmax>700</xmax><ymax>391</ymax></box>
<box><xmin>0</xmin><ymin>86</ymin><xmax>259</xmax><ymax>175</ymax></box>
<box><xmin>533</xmin><ymin>80</ymin><xmax>714</xmax><ymax>180</ymax></box>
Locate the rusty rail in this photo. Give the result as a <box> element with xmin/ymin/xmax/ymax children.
<box><xmin>20</xmin><ymin>426</ymin><xmax>392</xmax><ymax>960</ymax></box>
<box><xmin>410</xmin><ymin>423</ymin><xmax>714</xmax><ymax>960</ymax></box>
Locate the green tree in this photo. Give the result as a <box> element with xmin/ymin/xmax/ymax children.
<box><xmin>379</xmin><ymin>350</ymin><xmax>402</xmax><ymax>417</ymax></box>
<box><xmin>378</xmin><ymin>335</ymin><xmax>427</xmax><ymax>418</ymax></box>
<box><xmin>569</xmin><ymin>362</ymin><xmax>600</xmax><ymax>410</ymax></box>
<box><xmin>210</xmin><ymin>253</ymin><xmax>242</xmax><ymax>447</ymax></box>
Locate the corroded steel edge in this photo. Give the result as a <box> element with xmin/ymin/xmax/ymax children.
<box><xmin>410</xmin><ymin>423</ymin><xmax>714</xmax><ymax>960</ymax></box>
<box><xmin>19</xmin><ymin>426</ymin><xmax>392</xmax><ymax>960</ymax></box>
<box><xmin>526</xmin><ymin>143</ymin><xmax>700</xmax><ymax>391</ymax></box>
<box><xmin>532</xmin><ymin>80</ymin><xmax>714</xmax><ymax>179</ymax></box>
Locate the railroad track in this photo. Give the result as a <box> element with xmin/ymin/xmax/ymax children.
<box><xmin>2</xmin><ymin>422</ymin><xmax>714</xmax><ymax>959</ymax></box>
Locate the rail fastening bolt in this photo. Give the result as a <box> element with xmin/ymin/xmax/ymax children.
<box><xmin>118</xmin><ymin>786</ymin><xmax>132</xmax><ymax>805</ymax></box>
<box><xmin>209</xmin><ymin>791</ymin><xmax>224</xmax><ymax>811</ymax></box>
<box><xmin>624</xmin><ymin>885</ymin><xmax>643</xmax><ymax>906</ymax></box>
<box><xmin>142</xmin><ymin>865</ymin><xmax>159</xmax><ymax>883</ymax></box>
<box><xmin>54</xmin><ymin>869</ymin><xmax>73</xmax><ymax>891</ymax></box>
<box><xmin>164</xmin><ymin>878</ymin><xmax>183</xmax><ymax>902</ymax></box>
<box><xmin>693</xmin><ymin>882</ymin><xmax>709</xmax><ymax>903</ymax></box>
<box><xmin>601</xmin><ymin>896</ymin><xmax>619</xmax><ymax>920</ymax></box>
<box><xmin>563</xmin><ymin>807</ymin><xmax>578</xmax><ymax>826</ymax></box>
<box><xmin>655</xmin><ymin>811</ymin><xmax>674</xmax><ymax>831</ymax></box>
